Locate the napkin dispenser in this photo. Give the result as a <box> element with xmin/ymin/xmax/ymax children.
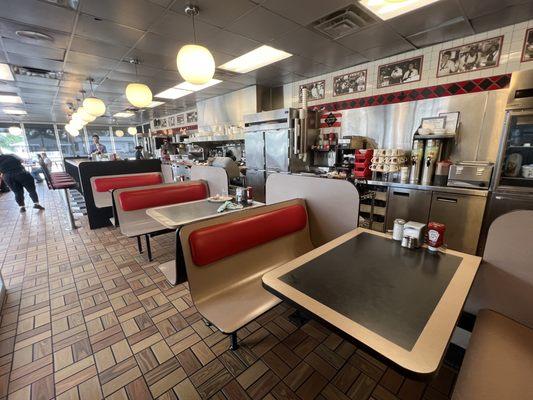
<box><xmin>402</xmin><ymin>221</ymin><xmax>426</xmax><ymax>248</ymax></box>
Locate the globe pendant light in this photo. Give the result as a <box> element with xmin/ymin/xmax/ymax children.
<box><xmin>70</xmin><ymin>117</ymin><xmax>84</xmax><ymax>131</ymax></box>
<box><xmin>65</xmin><ymin>124</ymin><xmax>79</xmax><ymax>137</ymax></box>
<box><xmin>125</xmin><ymin>60</ymin><xmax>153</xmax><ymax>108</ymax></box>
<box><xmin>115</xmin><ymin>129</ymin><xmax>124</xmax><ymax>137</ymax></box>
<box><xmin>176</xmin><ymin>5</ymin><xmax>215</xmax><ymax>85</ymax></box>
<box><xmin>127</xmin><ymin>126</ymin><xmax>137</xmax><ymax>136</ymax></box>
<box><xmin>83</xmin><ymin>78</ymin><xmax>106</xmax><ymax>117</ymax></box>
<box><xmin>78</xmin><ymin>106</ymin><xmax>96</xmax><ymax>123</ymax></box>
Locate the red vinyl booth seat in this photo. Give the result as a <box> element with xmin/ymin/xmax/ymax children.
<box><xmin>94</xmin><ymin>173</ymin><xmax>162</xmax><ymax>192</ymax></box>
<box><xmin>189</xmin><ymin>204</ymin><xmax>308</xmax><ymax>266</ymax></box>
<box><xmin>118</xmin><ymin>182</ymin><xmax>208</xmax><ymax>212</ymax></box>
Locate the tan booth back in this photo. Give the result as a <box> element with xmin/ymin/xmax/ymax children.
<box><xmin>190</xmin><ymin>165</ymin><xmax>229</xmax><ymax>197</ymax></box>
<box><xmin>179</xmin><ymin>199</ymin><xmax>314</xmax><ymax>306</ymax></box>
<box><xmin>266</xmin><ymin>174</ymin><xmax>359</xmax><ymax>247</ymax></box>
<box><xmin>465</xmin><ymin>210</ymin><xmax>533</xmax><ymax>328</ymax></box>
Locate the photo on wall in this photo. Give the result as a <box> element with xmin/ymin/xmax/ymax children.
<box><xmin>299</xmin><ymin>80</ymin><xmax>325</xmax><ymax>102</ymax></box>
<box><xmin>333</xmin><ymin>70</ymin><xmax>367</xmax><ymax>96</ymax></box>
<box><xmin>377</xmin><ymin>56</ymin><xmax>423</xmax><ymax>88</ymax></box>
<box><xmin>522</xmin><ymin>28</ymin><xmax>533</xmax><ymax>62</ymax></box>
<box><xmin>168</xmin><ymin>115</ymin><xmax>176</xmax><ymax>127</ymax></box>
<box><xmin>175</xmin><ymin>114</ymin><xmax>185</xmax><ymax>125</ymax></box>
<box><xmin>437</xmin><ymin>36</ymin><xmax>503</xmax><ymax>77</ymax></box>
<box><xmin>186</xmin><ymin>111</ymin><xmax>198</xmax><ymax>123</ymax></box>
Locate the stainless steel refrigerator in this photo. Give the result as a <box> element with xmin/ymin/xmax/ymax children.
<box><xmin>244</xmin><ymin>108</ymin><xmax>319</xmax><ymax>202</ymax></box>
<box><xmin>480</xmin><ymin>70</ymin><xmax>533</xmax><ymax>251</ymax></box>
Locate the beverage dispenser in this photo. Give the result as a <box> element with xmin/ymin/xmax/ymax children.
<box><xmin>409</xmin><ymin>140</ymin><xmax>424</xmax><ymax>184</ymax></box>
<box><xmin>421</xmin><ymin>139</ymin><xmax>443</xmax><ymax>185</ymax></box>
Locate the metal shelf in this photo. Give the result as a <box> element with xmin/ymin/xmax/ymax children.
<box><xmin>413</xmin><ymin>134</ymin><xmax>457</xmax><ymax>140</ymax></box>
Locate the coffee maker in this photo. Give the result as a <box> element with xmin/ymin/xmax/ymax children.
<box><xmin>409</xmin><ymin>140</ymin><xmax>424</xmax><ymax>184</ymax></box>
<box><xmin>421</xmin><ymin>139</ymin><xmax>443</xmax><ymax>185</ymax></box>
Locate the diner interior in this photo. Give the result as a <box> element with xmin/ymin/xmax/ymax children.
<box><xmin>1</xmin><ymin>0</ymin><xmax>533</xmax><ymax>399</ymax></box>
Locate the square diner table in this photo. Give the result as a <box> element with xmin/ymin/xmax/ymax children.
<box><xmin>262</xmin><ymin>229</ymin><xmax>481</xmax><ymax>379</ymax></box>
<box><xmin>147</xmin><ymin>199</ymin><xmax>263</xmax><ymax>284</ymax></box>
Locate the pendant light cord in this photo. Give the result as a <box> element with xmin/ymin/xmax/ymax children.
<box><xmin>192</xmin><ymin>12</ymin><xmax>197</xmax><ymax>44</ymax></box>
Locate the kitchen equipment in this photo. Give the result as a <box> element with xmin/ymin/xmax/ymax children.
<box><xmin>386</xmin><ymin>188</ymin><xmax>432</xmax><ymax>231</ymax></box>
<box><xmin>409</xmin><ymin>140</ymin><xmax>424</xmax><ymax>184</ymax></box>
<box><xmin>434</xmin><ymin>160</ymin><xmax>452</xmax><ymax>186</ymax></box>
<box><xmin>447</xmin><ymin>161</ymin><xmax>493</xmax><ymax>189</ymax></box>
<box><xmin>244</xmin><ymin>106</ymin><xmax>319</xmax><ymax>202</ymax></box>
<box><xmin>400</xmin><ymin>166</ymin><xmax>409</xmax><ymax>183</ymax></box>
<box><xmin>402</xmin><ymin>221</ymin><xmax>426</xmax><ymax>248</ymax></box>
<box><xmin>392</xmin><ymin>218</ymin><xmax>406</xmax><ymax>241</ymax></box>
<box><xmin>421</xmin><ymin>139</ymin><xmax>442</xmax><ymax>185</ymax></box>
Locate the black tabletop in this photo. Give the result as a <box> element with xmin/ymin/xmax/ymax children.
<box><xmin>279</xmin><ymin>232</ymin><xmax>462</xmax><ymax>350</ymax></box>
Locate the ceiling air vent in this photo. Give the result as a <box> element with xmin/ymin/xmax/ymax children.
<box><xmin>13</xmin><ymin>65</ymin><xmax>64</xmax><ymax>80</ymax></box>
<box><xmin>310</xmin><ymin>4</ymin><xmax>376</xmax><ymax>40</ymax></box>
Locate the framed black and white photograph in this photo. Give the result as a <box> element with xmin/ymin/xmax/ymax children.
<box><xmin>175</xmin><ymin>113</ymin><xmax>185</xmax><ymax>125</ymax></box>
<box><xmin>522</xmin><ymin>28</ymin><xmax>533</xmax><ymax>62</ymax></box>
<box><xmin>437</xmin><ymin>36</ymin><xmax>503</xmax><ymax>77</ymax></box>
<box><xmin>160</xmin><ymin>117</ymin><xmax>168</xmax><ymax>128</ymax></box>
<box><xmin>186</xmin><ymin>111</ymin><xmax>197</xmax><ymax>123</ymax></box>
<box><xmin>299</xmin><ymin>80</ymin><xmax>325</xmax><ymax>102</ymax></box>
<box><xmin>377</xmin><ymin>56</ymin><xmax>423</xmax><ymax>89</ymax></box>
<box><xmin>168</xmin><ymin>115</ymin><xmax>176</xmax><ymax>127</ymax></box>
<box><xmin>333</xmin><ymin>70</ymin><xmax>367</xmax><ymax>97</ymax></box>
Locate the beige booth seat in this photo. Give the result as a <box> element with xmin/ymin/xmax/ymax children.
<box><xmin>452</xmin><ymin>210</ymin><xmax>533</xmax><ymax>400</ymax></box>
<box><xmin>90</xmin><ymin>172</ymin><xmax>163</xmax><ymax>208</ymax></box>
<box><xmin>452</xmin><ymin>309</ymin><xmax>533</xmax><ymax>400</ymax></box>
<box><xmin>178</xmin><ymin>199</ymin><xmax>314</xmax><ymax>348</ymax></box>
<box><xmin>266</xmin><ymin>173</ymin><xmax>359</xmax><ymax>247</ymax></box>
<box><xmin>113</xmin><ymin>180</ymin><xmax>209</xmax><ymax>261</ymax></box>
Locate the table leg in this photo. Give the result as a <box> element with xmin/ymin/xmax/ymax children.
<box><xmin>137</xmin><ymin>236</ymin><xmax>143</xmax><ymax>254</ymax></box>
<box><xmin>145</xmin><ymin>234</ymin><xmax>152</xmax><ymax>262</ymax></box>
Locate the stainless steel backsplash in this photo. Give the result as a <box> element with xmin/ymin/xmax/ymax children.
<box><xmin>337</xmin><ymin>89</ymin><xmax>508</xmax><ymax>161</ymax></box>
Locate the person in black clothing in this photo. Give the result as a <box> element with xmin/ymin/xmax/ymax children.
<box><xmin>0</xmin><ymin>151</ymin><xmax>45</xmax><ymax>212</ymax></box>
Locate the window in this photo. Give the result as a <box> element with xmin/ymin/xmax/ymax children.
<box><xmin>0</xmin><ymin>123</ymin><xmax>28</xmax><ymax>158</ymax></box>
<box><xmin>24</xmin><ymin>124</ymin><xmax>58</xmax><ymax>152</ymax></box>
<box><xmin>23</xmin><ymin>123</ymin><xmax>61</xmax><ymax>166</ymax></box>
<box><xmin>113</xmin><ymin>127</ymin><xmax>137</xmax><ymax>159</ymax></box>
<box><xmin>86</xmin><ymin>126</ymin><xmax>113</xmax><ymax>155</ymax></box>
<box><xmin>58</xmin><ymin>125</ymin><xmax>88</xmax><ymax>157</ymax></box>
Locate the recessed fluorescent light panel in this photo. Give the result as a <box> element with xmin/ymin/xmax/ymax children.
<box><xmin>154</xmin><ymin>87</ymin><xmax>192</xmax><ymax>100</ymax></box>
<box><xmin>0</xmin><ymin>64</ymin><xmax>14</xmax><ymax>81</ymax></box>
<box><xmin>147</xmin><ymin>101</ymin><xmax>165</xmax><ymax>108</ymax></box>
<box><xmin>359</xmin><ymin>0</ymin><xmax>441</xmax><ymax>21</ymax></box>
<box><xmin>0</xmin><ymin>94</ymin><xmax>23</xmax><ymax>104</ymax></box>
<box><xmin>175</xmin><ymin>79</ymin><xmax>222</xmax><ymax>92</ymax></box>
<box><xmin>113</xmin><ymin>111</ymin><xmax>135</xmax><ymax>118</ymax></box>
<box><xmin>3</xmin><ymin>108</ymin><xmax>27</xmax><ymax>115</ymax></box>
<box><xmin>218</xmin><ymin>45</ymin><xmax>292</xmax><ymax>73</ymax></box>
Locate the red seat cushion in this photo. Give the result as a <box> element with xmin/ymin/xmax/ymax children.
<box><xmin>189</xmin><ymin>204</ymin><xmax>308</xmax><ymax>266</ymax></box>
<box><xmin>94</xmin><ymin>173</ymin><xmax>162</xmax><ymax>192</ymax></box>
<box><xmin>118</xmin><ymin>182</ymin><xmax>208</xmax><ymax>212</ymax></box>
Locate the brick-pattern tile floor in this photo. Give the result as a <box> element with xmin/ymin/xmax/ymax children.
<box><xmin>0</xmin><ymin>185</ymin><xmax>458</xmax><ymax>399</ymax></box>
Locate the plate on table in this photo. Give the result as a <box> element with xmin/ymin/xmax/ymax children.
<box><xmin>208</xmin><ymin>195</ymin><xmax>233</xmax><ymax>203</ymax></box>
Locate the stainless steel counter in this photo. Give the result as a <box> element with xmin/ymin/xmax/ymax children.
<box><xmin>363</xmin><ymin>180</ymin><xmax>489</xmax><ymax>197</ymax></box>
